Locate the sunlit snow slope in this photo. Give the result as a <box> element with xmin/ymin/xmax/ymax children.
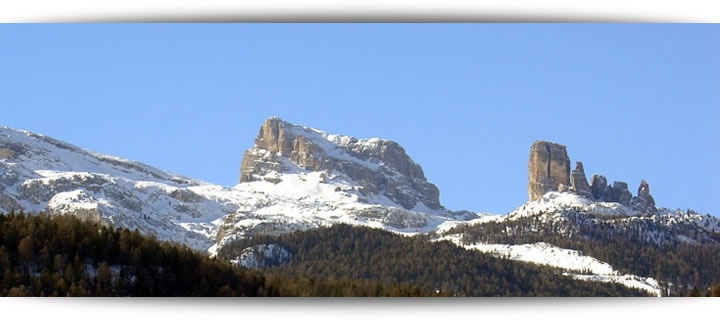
<box><xmin>0</xmin><ymin>125</ymin><xmax>468</xmax><ymax>252</ymax></box>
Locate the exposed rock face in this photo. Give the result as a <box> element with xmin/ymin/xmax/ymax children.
<box><xmin>570</xmin><ymin>161</ymin><xmax>592</xmax><ymax>198</ymax></box>
<box><xmin>169</xmin><ymin>189</ymin><xmax>205</xmax><ymax>203</ymax></box>
<box><xmin>590</xmin><ymin>174</ymin><xmax>610</xmax><ymax>201</ymax></box>
<box><xmin>0</xmin><ymin>195</ymin><xmax>21</xmax><ymax>213</ymax></box>
<box><xmin>528</xmin><ymin>141</ymin><xmax>571</xmax><ymax>201</ymax></box>
<box><xmin>239</xmin><ymin>117</ymin><xmax>442</xmax><ymax>210</ymax></box>
<box><xmin>0</xmin><ymin>148</ymin><xmax>14</xmax><ymax>159</ymax></box>
<box><xmin>609</xmin><ymin>181</ymin><xmax>633</xmax><ymax>205</ymax></box>
<box><xmin>637</xmin><ymin>180</ymin><xmax>651</xmax><ymax>198</ymax></box>
<box><xmin>229</xmin><ymin>244</ymin><xmax>293</xmax><ymax>269</ymax></box>
<box><xmin>631</xmin><ymin>180</ymin><xmax>657</xmax><ymax>213</ymax></box>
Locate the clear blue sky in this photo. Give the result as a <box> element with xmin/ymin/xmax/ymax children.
<box><xmin>1</xmin><ymin>24</ymin><xmax>718</xmax><ymax>215</ymax></box>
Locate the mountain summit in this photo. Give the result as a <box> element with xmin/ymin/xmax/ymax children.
<box><xmin>239</xmin><ymin>117</ymin><xmax>442</xmax><ymax>211</ymax></box>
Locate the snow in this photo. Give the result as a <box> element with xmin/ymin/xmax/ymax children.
<box><xmin>0</xmin><ymin>126</ymin><xmax>227</xmax><ymax>250</ymax></box>
<box><xmin>435</xmin><ymin>213</ymin><xmax>501</xmax><ymax>233</ymax></box>
<box><xmin>48</xmin><ymin>190</ymin><xmax>106</xmax><ymax>211</ymax></box>
<box><xmin>2</xmin><ymin>124</ymin><xmax>460</xmax><ymax>252</ymax></box>
<box><xmin>568</xmin><ymin>274</ymin><xmax>662</xmax><ymax>297</ymax></box>
<box><xmin>505</xmin><ymin>192</ymin><xmax>639</xmax><ymax>221</ymax></box>
<box><xmin>283</xmin><ymin>124</ymin><xmax>382</xmax><ymax>170</ymax></box>
<box><xmin>438</xmin><ymin>234</ymin><xmax>662</xmax><ymax>296</ymax></box>
<box><xmin>230</xmin><ymin>244</ymin><xmax>292</xmax><ymax>269</ymax></box>
<box><xmin>0</xmin><ymin>123</ymin><xmax>714</xmax><ymax>297</ymax></box>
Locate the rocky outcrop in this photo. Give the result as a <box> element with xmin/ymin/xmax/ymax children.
<box><xmin>239</xmin><ymin>117</ymin><xmax>442</xmax><ymax>210</ymax></box>
<box><xmin>630</xmin><ymin>180</ymin><xmax>656</xmax><ymax>213</ymax></box>
<box><xmin>527</xmin><ymin>140</ymin><xmax>661</xmax><ymax>212</ymax></box>
<box><xmin>609</xmin><ymin>181</ymin><xmax>633</xmax><ymax>205</ymax></box>
<box><xmin>169</xmin><ymin>188</ymin><xmax>204</xmax><ymax>203</ymax></box>
<box><xmin>0</xmin><ymin>195</ymin><xmax>21</xmax><ymax>213</ymax></box>
<box><xmin>528</xmin><ymin>141</ymin><xmax>571</xmax><ymax>201</ymax></box>
<box><xmin>637</xmin><ymin>180</ymin><xmax>651</xmax><ymax>199</ymax></box>
<box><xmin>230</xmin><ymin>244</ymin><xmax>293</xmax><ymax>269</ymax></box>
<box><xmin>570</xmin><ymin>161</ymin><xmax>592</xmax><ymax>198</ymax></box>
<box><xmin>0</xmin><ymin>148</ymin><xmax>14</xmax><ymax>159</ymax></box>
<box><xmin>590</xmin><ymin>174</ymin><xmax>610</xmax><ymax>201</ymax></box>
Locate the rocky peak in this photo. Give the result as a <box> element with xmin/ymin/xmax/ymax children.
<box><xmin>239</xmin><ymin>117</ymin><xmax>442</xmax><ymax>211</ymax></box>
<box><xmin>630</xmin><ymin>180</ymin><xmax>656</xmax><ymax>213</ymax></box>
<box><xmin>570</xmin><ymin>161</ymin><xmax>592</xmax><ymax>198</ymax></box>
<box><xmin>610</xmin><ymin>181</ymin><xmax>633</xmax><ymax>205</ymax></box>
<box><xmin>590</xmin><ymin>174</ymin><xmax>609</xmax><ymax>201</ymax></box>
<box><xmin>526</xmin><ymin>140</ymin><xmax>659</xmax><ymax>213</ymax></box>
<box><xmin>528</xmin><ymin>141</ymin><xmax>571</xmax><ymax>201</ymax></box>
<box><xmin>638</xmin><ymin>180</ymin><xmax>651</xmax><ymax>197</ymax></box>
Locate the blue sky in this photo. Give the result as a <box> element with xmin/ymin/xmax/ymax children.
<box><xmin>1</xmin><ymin>24</ymin><xmax>718</xmax><ymax>215</ymax></box>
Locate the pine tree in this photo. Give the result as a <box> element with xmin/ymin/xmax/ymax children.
<box><xmin>95</xmin><ymin>262</ymin><xmax>113</xmax><ymax>296</ymax></box>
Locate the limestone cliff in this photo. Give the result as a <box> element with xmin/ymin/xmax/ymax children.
<box><xmin>570</xmin><ymin>161</ymin><xmax>592</xmax><ymax>198</ymax></box>
<box><xmin>239</xmin><ymin>117</ymin><xmax>442</xmax><ymax>211</ymax></box>
<box><xmin>528</xmin><ymin>141</ymin><xmax>571</xmax><ymax>201</ymax></box>
<box><xmin>630</xmin><ymin>180</ymin><xmax>656</xmax><ymax>213</ymax></box>
<box><xmin>527</xmin><ymin>140</ymin><xmax>659</xmax><ymax>214</ymax></box>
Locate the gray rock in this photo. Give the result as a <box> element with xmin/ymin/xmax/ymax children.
<box><xmin>239</xmin><ymin>117</ymin><xmax>442</xmax><ymax>210</ymax></box>
<box><xmin>232</xmin><ymin>244</ymin><xmax>293</xmax><ymax>269</ymax></box>
<box><xmin>610</xmin><ymin>181</ymin><xmax>633</xmax><ymax>205</ymax></box>
<box><xmin>590</xmin><ymin>174</ymin><xmax>609</xmax><ymax>201</ymax></box>
<box><xmin>0</xmin><ymin>195</ymin><xmax>22</xmax><ymax>213</ymax></box>
<box><xmin>570</xmin><ymin>161</ymin><xmax>592</xmax><ymax>198</ymax></box>
<box><xmin>630</xmin><ymin>180</ymin><xmax>656</xmax><ymax>213</ymax></box>
<box><xmin>0</xmin><ymin>148</ymin><xmax>13</xmax><ymax>159</ymax></box>
<box><xmin>638</xmin><ymin>179</ymin><xmax>651</xmax><ymax>198</ymax></box>
<box><xmin>169</xmin><ymin>188</ymin><xmax>204</xmax><ymax>203</ymax></box>
<box><xmin>528</xmin><ymin>141</ymin><xmax>571</xmax><ymax>201</ymax></box>
<box><xmin>0</xmin><ymin>141</ymin><xmax>26</xmax><ymax>159</ymax></box>
<box><xmin>48</xmin><ymin>202</ymin><xmax>109</xmax><ymax>227</ymax></box>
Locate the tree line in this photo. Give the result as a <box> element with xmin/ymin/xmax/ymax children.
<box><xmin>447</xmin><ymin>213</ymin><xmax>720</xmax><ymax>296</ymax></box>
<box><xmin>0</xmin><ymin>211</ymin><xmax>437</xmax><ymax>297</ymax></box>
<box><xmin>218</xmin><ymin>224</ymin><xmax>649</xmax><ymax>297</ymax></box>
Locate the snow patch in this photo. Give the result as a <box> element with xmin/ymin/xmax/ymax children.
<box><xmin>438</xmin><ymin>234</ymin><xmax>661</xmax><ymax>296</ymax></box>
<box><xmin>230</xmin><ymin>244</ymin><xmax>293</xmax><ymax>269</ymax></box>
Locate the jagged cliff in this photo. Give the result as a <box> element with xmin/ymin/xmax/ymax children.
<box><xmin>528</xmin><ymin>141</ymin><xmax>571</xmax><ymax>201</ymax></box>
<box><xmin>527</xmin><ymin>140</ymin><xmax>657</xmax><ymax>213</ymax></box>
<box><xmin>239</xmin><ymin>117</ymin><xmax>442</xmax><ymax>211</ymax></box>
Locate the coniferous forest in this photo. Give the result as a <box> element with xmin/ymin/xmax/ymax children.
<box><xmin>2</xmin><ymin>210</ymin><xmax>719</xmax><ymax>297</ymax></box>
<box><xmin>0</xmin><ymin>212</ymin><xmax>437</xmax><ymax>297</ymax></box>
<box><xmin>448</xmin><ymin>214</ymin><xmax>720</xmax><ymax>296</ymax></box>
<box><xmin>218</xmin><ymin>224</ymin><xmax>650</xmax><ymax>297</ymax></box>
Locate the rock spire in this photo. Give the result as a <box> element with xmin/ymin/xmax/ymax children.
<box><xmin>528</xmin><ymin>141</ymin><xmax>571</xmax><ymax>201</ymax></box>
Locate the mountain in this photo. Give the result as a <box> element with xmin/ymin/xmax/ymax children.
<box><xmin>0</xmin><ymin>119</ymin><xmax>473</xmax><ymax>253</ymax></box>
<box><xmin>1</xmin><ymin>119</ymin><xmax>718</xmax><ymax>296</ymax></box>
<box><xmin>436</xmin><ymin>141</ymin><xmax>720</xmax><ymax>295</ymax></box>
<box><xmin>216</xmin><ymin>117</ymin><xmax>476</xmax><ymax>250</ymax></box>
<box><xmin>0</xmin><ymin>126</ymin><xmax>234</xmax><ymax>250</ymax></box>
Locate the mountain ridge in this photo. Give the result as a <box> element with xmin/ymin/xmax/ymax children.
<box><xmin>239</xmin><ymin>117</ymin><xmax>443</xmax><ymax>212</ymax></box>
<box><xmin>1</xmin><ymin>118</ymin><xmax>718</xmax><ymax>296</ymax></box>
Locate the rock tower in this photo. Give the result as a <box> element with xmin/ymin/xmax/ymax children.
<box><xmin>528</xmin><ymin>141</ymin><xmax>571</xmax><ymax>201</ymax></box>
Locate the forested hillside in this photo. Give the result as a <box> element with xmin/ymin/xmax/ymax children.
<box><xmin>448</xmin><ymin>214</ymin><xmax>720</xmax><ymax>296</ymax></box>
<box><xmin>218</xmin><ymin>224</ymin><xmax>649</xmax><ymax>297</ymax></box>
<box><xmin>0</xmin><ymin>211</ymin><xmax>437</xmax><ymax>297</ymax></box>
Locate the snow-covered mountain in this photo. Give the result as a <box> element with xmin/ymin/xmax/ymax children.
<box><xmin>434</xmin><ymin>191</ymin><xmax>720</xmax><ymax>296</ymax></box>
<box><xmin>438</xmin><ymin>186</ymin><xmax>720</xmax><ymax>248</ymax></box>
<box><xmin>1</xmin><ymin>119</ymin><xmax>717</xmax><ymax>296</ymax></box>
<box><xmin>0</xmin><ymin>119</ymin><xmax>473</xmax><ymax>253</ymax></box>
<box><xmin>0</xmin><ymin>126</ymin><xmax>233</xmax><ymax>250</ymax></box>
<box><xmin>216</xmin><ymin>117</ymin><xmax>476</xmax><ymax>250</ymax></box>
